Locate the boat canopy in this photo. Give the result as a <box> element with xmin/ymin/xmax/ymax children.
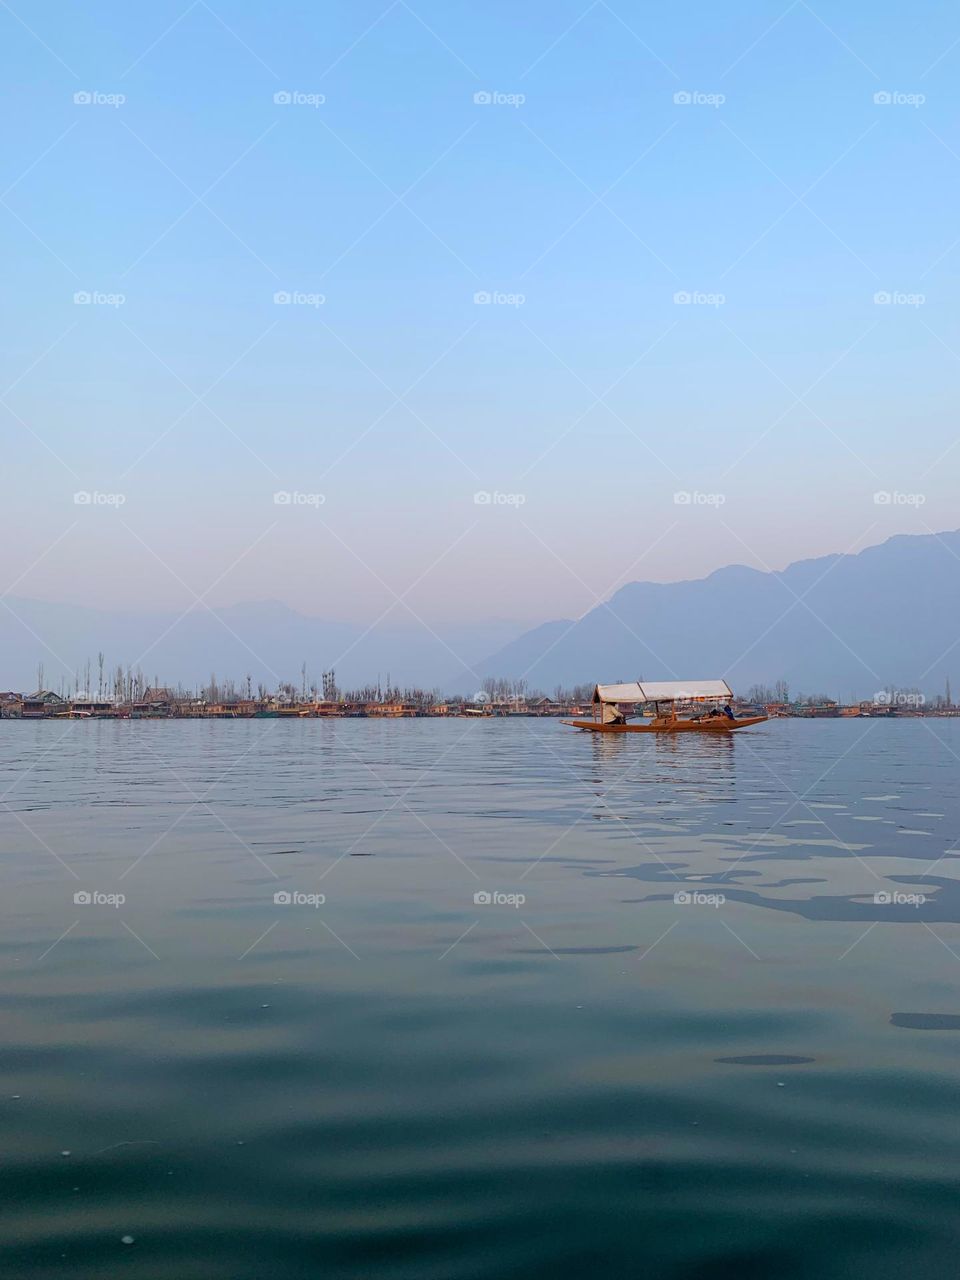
<box><xmin>594</xmin><ymin>680</ymin><xmax>733</xmax><ymax>705</ymax></box>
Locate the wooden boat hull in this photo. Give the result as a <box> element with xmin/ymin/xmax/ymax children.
<box><xmin>562</xmin><ymin>715</ymin><xmax>768</xmax><ymax>734</ymax></box>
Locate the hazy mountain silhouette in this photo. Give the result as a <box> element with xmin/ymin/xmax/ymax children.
<box><xmin>0</xmin><ymin>597</ymin><xmax>520</xmax><ymax>694</ymax></box>
<box><xmin>5</xmin><ymin>530</ymin><xmax>958</xmax><ymax>699</ymax></box>
<box><xmin>473</xmin><ymin>530</ymin><xmax>960</xmax><ymax>700</ymax></box>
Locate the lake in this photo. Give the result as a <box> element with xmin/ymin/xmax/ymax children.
<box><xmin>2</xmin><ymin>717</ymin><xmax>960</xmax><ymax>1278</ymax></box>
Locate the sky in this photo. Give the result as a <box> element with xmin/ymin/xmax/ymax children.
<box><xmin>2</xmin><ymin>0</ymin><xmax>959</xmax><ymax>631</ymax></box>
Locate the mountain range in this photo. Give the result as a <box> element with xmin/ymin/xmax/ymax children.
<box><xmin>0</xmin><ymin>597</ymin><xmax>519</xmax><ymax>695</ymax></box>
<box><xmin>474</xmin><ymin>529</ymin><xmax>960</xmax><ymax>701</ymax></box>
<box><xmin>3</xmin><ymin>529</ymin><xmax>957</xmax><ymax>699</ymax></box>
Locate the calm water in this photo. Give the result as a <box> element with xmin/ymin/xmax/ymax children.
<box><xmin>3</xmin><ymin>718</ymin><xmax>960</xmax><ymax>1278</ymax></box>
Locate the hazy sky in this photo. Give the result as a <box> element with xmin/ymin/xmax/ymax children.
<box><xmin>2</xmin><ymin>1</ymin><xmax>958</xmax><ymax>627</ymax></box>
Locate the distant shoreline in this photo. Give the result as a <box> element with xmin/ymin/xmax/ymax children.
<box><xmin>1</xmin><ymin>707</ymin><xmax>955</xmax><ymax>723</ymax></box>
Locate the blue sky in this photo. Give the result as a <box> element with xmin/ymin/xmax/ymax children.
<box><xmin>2</xmin><ymin>0</ymin><xmax>959</xmax><ymax>626</ymax></box>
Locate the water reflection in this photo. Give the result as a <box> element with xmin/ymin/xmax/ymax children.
<box><xmin>3</xmin><ymin>719</ymin><xmax>960</xmax><ymax>1279</ymax></box>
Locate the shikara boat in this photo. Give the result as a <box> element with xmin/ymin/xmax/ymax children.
<box><xmin>562</xmin><ymin>680</ymin><xmax>768</xmax><ymax>734</ymax></box>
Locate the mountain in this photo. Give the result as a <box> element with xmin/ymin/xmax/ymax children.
<box><xmin>473</xmin><ymin>530</ymin><xmax>960</xmax><ymax>701</ymax></box>
<box><xmin>7</xmin><ymin>529</ymin><xmax>959</xmax><ymax>699</ymax></box>
<box><xmin>0</xmin><ymin>597</ymin><xmax>521</xmax><ymax>694</ymax></box>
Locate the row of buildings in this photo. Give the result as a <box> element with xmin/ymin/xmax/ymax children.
<box><xmin>766</xmin><ymin>700</ymin><xmax>956</xmax><ymax>718</ymax></box>
<box><xmin>0</xmin><ymin>689</ymin><xmax>589</xmax><ymax>720</ymax></box>
<box><xmin>2</xmin><ymin>690</ymin><xmax>954</xmax><ymax>722</ymax></box>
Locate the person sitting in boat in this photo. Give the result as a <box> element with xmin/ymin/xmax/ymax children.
<box><xmin>600</xmin><ymin>701</ymin><xmax>627</xmax><ymax>726</ymax></box>
<box><xmin>722</xmin><ymin>703</ymin><xmax>735</xmax><ymax>720</ymax></box>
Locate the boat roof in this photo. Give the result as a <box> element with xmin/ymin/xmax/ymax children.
<box><xmin>594</xmin><ymin>680</ymin><xmax>733</xmax><ymax>704</ymax></box>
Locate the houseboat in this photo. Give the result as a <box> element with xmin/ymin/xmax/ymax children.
<box><xmin>563</xmin><ymin>680</ymin><xmax>768</xmax><ymax>734</ymax></box>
